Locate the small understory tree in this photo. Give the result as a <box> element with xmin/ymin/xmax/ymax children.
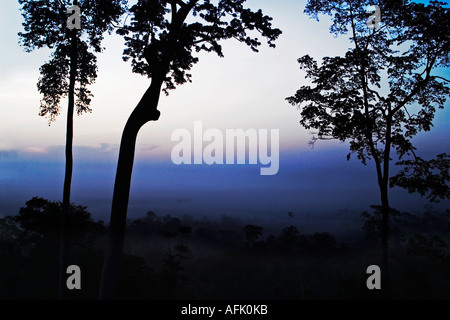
<box><xmin>99</xmin><ymin>0</ymin><xmax>282</xmax><ymax>299</ymax></box>
<box><xmin>287</xmin><ymin>0</ymin><xmax>449</xmax><ymax>291</ymax></box>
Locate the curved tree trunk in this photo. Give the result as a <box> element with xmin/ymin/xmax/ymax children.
<box><xmin>58</xmin><ymin>26</ymin><xmax>78</xmax><ymax>300</ymax></box>
<box><xmin>99</xmin><ymin>77</ymin><xmax>163</xmax><ymax>300</ymax></box>
<box><xmin>98</xmin><ymin>2</ymin><xmax>196</xmax><ymax>299</ymax></box>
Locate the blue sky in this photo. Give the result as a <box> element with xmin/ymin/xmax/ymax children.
<box><xmin>0</xmin><ymin>0</ymin><xmax>448</xmax><ymax>222</ymax></box>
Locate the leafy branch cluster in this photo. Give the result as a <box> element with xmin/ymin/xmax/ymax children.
<box><xmin>118</xmin><ymin>0</ymin><xmax>281</xmax><ymax>94</ymax></box>
<box><xmin>287</xmin><ymin>0</ymin><xmax>449</xmax><ymax>202</ymax></box>
<box><xmin>19</xmin><ymin>0</ymin><xmax>125</xmax><ymax>123</ymax></box>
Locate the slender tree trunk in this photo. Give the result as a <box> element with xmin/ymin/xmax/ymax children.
<box><xmin>379</xmin><ymin>181</ymin><xmax>389</xmax><ymax>293</ymax></box>
<box><xmin>58</xmin><ymin>25</ymin><xmax>78</xmax><ymax>300</ymax></box>
<box><xmin>380</xmin><ymin>117</ymin><xmax>392</xmax><ymax>295</ymax></box>
<box><xmin>372</xmin><ymin>163</ymin><xmax>390</xmax><ymax>297</ymax></box>
<box><xmin>99</xmin><ymin>78</ymin><xmax>163</xmax><ymax>300</ymax></box>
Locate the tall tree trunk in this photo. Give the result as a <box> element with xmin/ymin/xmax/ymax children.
<box><xmin>58</xmin><ymin>25</ymin><xmax>78</xmax><ymax>300</ymax></box>
<box><xmin>373</xmin><ymin>163</ymin><xmax>390</xmax><ymax>297</ymax></box>
<box><xmin>99</xmin><ymin>78</ymin><xmax>163</xmax><ymax>300</ymax></box>
<box><xmin>380</xmin><ymin>117</ymin><xmax>392</xmax><ymax>295</ymax></box>
<box><xmin>379</xmin><ymin>181</ymin><xmax>389</xmax><ymax>293</ymax></box>
<box><xmin>99</xmin><ymin>3</ymin><xmax>195</xmax><ymax>299</ymax></box>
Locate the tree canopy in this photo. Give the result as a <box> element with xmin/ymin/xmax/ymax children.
<box><xmin>287</xmin><ymin>1</ymin><xmax>449</xmax><ymax>292</ymax></box>
<box><xmin>117</xmin><ymin>0</ymin><xmax>282</xmax><ymax>94</ymax></box>
<box><xmin>287</xmin><ymin>0</ymin><xmax>449</xmax><ymax>202</ymax></box>
<box><xmin>18</xmin><ymin>0</ymin><xmax>126</xmax><ymax>123</ymax></box>
<box><xmin>19</xmin><ymin>0</ymin><xmax>127</xmax><ymax>299</ymax></box>
<box><xmin>100</xmin><ymin>0</ymin><xmax>282</xmax><ymax>299</ymax></box>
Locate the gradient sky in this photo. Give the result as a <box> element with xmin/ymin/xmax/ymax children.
<box><xmin>0</xmin><ymin>0</ymin><xmax>448</xmax><ymax>223</ymax></box>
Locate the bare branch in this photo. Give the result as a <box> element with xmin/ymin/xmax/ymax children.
<box><xmin>367</xmin><ymin>86</ymin><xmax>385</xmax><ymax>102</ymax></box>
<box><xmin>391</xmin><ymin>55</ymin><xmax>437</xmax><ymax>116</ymax></box>
<box><xmin>403</xmin><ymin>105</ymin><xmax>412</xmax><ymax>120</ymax></box>
<box><xmin>308</xmin><ymin>132</ymin><xmax>335</xmax><ymax>148</ymax></box>
<box><xmin>434</xmin><ymin>76</ymin><xmax>450</xmax><ymax>83</ymax></box>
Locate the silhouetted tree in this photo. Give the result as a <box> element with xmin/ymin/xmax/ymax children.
<box><xmin>100</xmin><ymin>0</ymin><xmax>281</xmax><ymax>299</ymax></box>
<box><xmin>0</xmin><ymin>197</ymin><xmax>106</xmax><ymax>299</ymax></box>
<box><xmin>162</xmin><ymin>230</ymin><xmax>177</xmax><ymax>256</ymax></box>
<box><xmin>117</xmin><ymin>254</ymin><xmax>157</xmax><ymax>299</ymax></box>
<box><xmin>178</xmin><ymin>225</ymin><xmax>192</xmax><ymax>238</ymax></box>
<box><xmin>407</xmin><ymin>234</ymin><xmax>447</xmax><ymax>265</ymax></box>
<box><xmin>18</xmin><ymin>0</ymin><xmax>125</xmax><ymax>298</ymax></box>
<box><xmin>178</xmin><ymin>225</ymin><xmax>192</xmax><ymax>247</ymax></box>
<box><xmin>309</xmin><ymin>232</ymin><xmax>336</xmax><ymax>252</ymax></box>
<box><xmin>243</xmin><ymin>224</ymin><xmax>262</xmax><ymax>246</ymax></box>
<box><xmin>195</xmin><ymin>227</ymin><xmax>218</xmax><ymax>243</ymax></box>
<box><xmin>287</xmin><ymin>0</ymin><xmax>449</xmax><ymax>290</ymax></box>
<box><xmin>361</xmin><ymin>205</ymin><xmax>403</xmax><ymax>245</ymax></box>
<box><xmin>279</xmin><ymin>225</ymin><xmax>300</xmax><ymax>251</ymax></box>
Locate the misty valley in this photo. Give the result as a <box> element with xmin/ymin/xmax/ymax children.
<box><xmin>0</xmin><ymin>197</ymin><xmax>449</xmax><ymax>300</ymax></box>
<box><xmin>4</xmin><ymin>0</ymin><xmax>449</xmax><ymax>302</ymax></box>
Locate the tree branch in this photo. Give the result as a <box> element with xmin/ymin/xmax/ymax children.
<box><xmin>176</xmin><ymin>0</ymin><xmax>187</xmax><ymax>7</ymax></box>
<box><xmin>349</xmin><ymin>5</ymin><xmax>383</xmax><ymax>184</ymax></box>
<box><xmin>309</xmin><ymin>133</ymin><xmax>335</xmax><ymax>148</ymax></box>
<box><xmin>192</xmin><ymin>32</ymin><xmax>214</xmax><ymax>44</ymax></box>
<box><xmin>171</xmin><ymin>0</ymin><xmax>198</xmax><ymax>29</ymax></box>
<box><xmin>367</xmin><ymin>86</ymin><xmax>385</xmax><ymax>103</ymax></box>
<box><xmin>171</xmin><ymin>1</ymin><xmax>178</xmax><ymax>24</ymax></box>
<box><xmin>391</xmin><ymin>55</ymin><xmax>437</xmax><ymax>116</ymax></box>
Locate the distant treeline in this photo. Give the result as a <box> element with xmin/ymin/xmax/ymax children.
<box><xmin>0</xmin><ymin>197</ymin><xmax>449</xmax><ymax>299</ymax></box>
